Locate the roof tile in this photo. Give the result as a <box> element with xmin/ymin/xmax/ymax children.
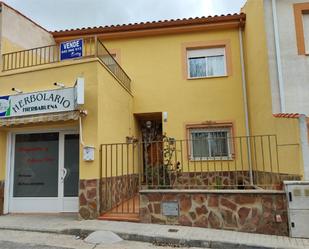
<box><xmin>51</xmin><ymin>13</ymin><xmax>245</xmax><ymax>36</ymax></box>
<box><xmin>273</xmin><ymin>113</ymin><xmax>302</xmax><ymax>118</ymax></box>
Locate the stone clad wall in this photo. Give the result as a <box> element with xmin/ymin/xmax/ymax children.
<box><xmin>173</xmin><ymin>171</ymin><xmax>300</xmax><ymax>190</ymax></box>
<box><xmin>101</xmin><ymin>174</ymin><xmax>139</xmax><ymax>213</ymax></box>
<box><xmin>0</xmin><ymin>181</ymin><xmax>4</xmax><ymax>215</ymax></box>
<box><xmin>79</xmin><ymin>176</ymin><xmax>139</xmax><ymax>219</ymax></box>
<box><xmin>79</xmin><ymin>179</ymin><xmax>100</xmax><ymax>219</ymax></box>
<box><xmin>140</xmin><ymin>190</ymin><xmax>288</xmax><ymax>236</ymax></box>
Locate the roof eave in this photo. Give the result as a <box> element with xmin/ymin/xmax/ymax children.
<box><xmin>52</xmin><ymin>13</ymin><xmax>246</xmax><ymax>40</ymax></box>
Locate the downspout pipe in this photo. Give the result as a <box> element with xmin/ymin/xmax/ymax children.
<box><xmin>239</xmin><ymin>27</ymin><xmax>253</xmax><ymax>186</ymax></box>
<box><xmin>272</xmin><ymin>0</ymin><xmax>286</xmax><ymax>113</ymax></box>
<box><xmin>299</xmin><ymin>115</ymin><xmax>309</xmax><ymax>181</ymax></box>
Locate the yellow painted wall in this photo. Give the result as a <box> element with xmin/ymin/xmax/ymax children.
<box><xmin>97</xmin><ymin>62</ymin><xmax>137</xmax><ymax>177</ymax></box>
<box><xmin>97</xmin><ymin>63</ymin><xmax>134</xmax><ymax>144</ymax></box>
<box><xmin>102</xmin><ymin>30</ymin><xmax>247</xmax><ymax>140</ymax></box>
<box><xmin>100</xmin><ymin>30</ymin><xmax>249</xmax><ymax>175</ymax></box>
<box><xmin>242</xmin><ymin>0</ymin><xmax>302</xmax><ymax>176</ymax></box>
<box><xmin>0</xmin><ymin>59</ymin><xmax>101</xmax><ymax>180</ymax></box>
<box><xmin>50</xmin><ymin>29</ymin><xmax>250</xmax><ymax>177</ymax></box>
<box><xmin>1</xmin><ymin>7</ymin><xmax>303</xmax><ymax>182</ymax></box>
<box><xmin>0</xmin><ymin>57</ymin><xmax>135</xmax><ymax>181</ymax></box>
<box><xmin>0</xmin><ymin>131</ymin><xmax>7</xmax><ymax>181</ymax></box>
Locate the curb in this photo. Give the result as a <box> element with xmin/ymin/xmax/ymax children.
<box><xmin>0</xmin><ymin>226</ymin><xmax>291</xmax><ymax>249</ymax></box>
<box><xmin>113</xmin><ymin>232</ymin><xmax>273</xmax><ymax>249</ymax></box>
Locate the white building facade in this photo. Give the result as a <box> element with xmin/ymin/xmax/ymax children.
<box><xmin>264</xmin><ymin>0</ymin><xmax>309</xmax><ymax>115</ymax></box>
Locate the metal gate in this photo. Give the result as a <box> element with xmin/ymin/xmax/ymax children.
<box><xmin>99</xmin><ymin>140</ymin><xmax>165</xmax><ymax>216</ymax></box>
<box><xmin>100</xmin><ymin>142</ymin><xmax>142</xmax><ymax>216</ymax></box>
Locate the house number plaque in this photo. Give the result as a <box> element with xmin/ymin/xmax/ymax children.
<box><xmin>162</xmin><ymin>201</ymin><xmax>179</xmax><ymax>216</ymax></box>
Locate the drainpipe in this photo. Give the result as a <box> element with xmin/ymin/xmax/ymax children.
<box><xmin>299</xmin><ymin>115</ymin><xmax>309</xmax><ymax>180</ymax></box>
<box><xmin>272</xmin><ymin>0</ymin><xmax>286</xmax><ymax>113</ymax></box>
<box><xmin>239</xmin><ymin>27</ymin><xmax>253</xmax><ymax>186</ymax></box>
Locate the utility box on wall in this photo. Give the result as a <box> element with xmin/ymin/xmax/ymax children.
<box><xmin>284</xmin><ymin>181</ymin><xmax>309</xmax><ymax>238</ymax></box>
<box><xmin>83</xmin><ymin>146</ymin><xmax>95</xmax><ymax>161</ymax></box>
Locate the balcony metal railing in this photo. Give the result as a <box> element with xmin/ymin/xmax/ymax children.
<box><xmin>1</xmin><ymin>36</ymin><xmax>131</xmax><ymax>91</ymax></box>
<box><xmin>2</xmin><ymin>37</ymin><xmax>96</xmax><ymax>70</ymax></box>
<box><xmin>97</xmin><ymin>39</ymin><xmax>131</xmax><ymax>91</ymax></box>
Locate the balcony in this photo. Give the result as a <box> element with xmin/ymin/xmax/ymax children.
<box><xmin>1</xmin><ymin>37</ymin><xmax>131</xmax><ymax>91</ymax></box>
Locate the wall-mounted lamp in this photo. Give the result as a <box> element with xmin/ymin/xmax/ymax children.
<box><xmin>11</xmin><ymin>88</ymin><xmax>23</xmax><ymax>94</ymax></box>
<box><xmin>163</xmin><ymin>112</ymin><xmax>168</xmax><ymax>122</ymax></box>
<box><xmin>146</xmin><ymin>121</ymin><xmax>152</xmax><ymax>129</ymax></box>
<box><xmin>54</xmin><ymin>82</ymin><xmax>65</xmax><ymax>88</ymax></box>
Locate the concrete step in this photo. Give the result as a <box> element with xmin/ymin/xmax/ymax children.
<box><xmin>98</xmin><ymin>213</ymin><xmax>140</xmax><ymax>223</ymax></box>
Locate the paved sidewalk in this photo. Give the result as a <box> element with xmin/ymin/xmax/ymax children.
<box><xmin>0</xmin><ymin>214</ymin><xmax>308</xmax><ymax>249</ymax></box>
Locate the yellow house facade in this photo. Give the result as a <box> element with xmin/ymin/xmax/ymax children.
<box><xmin>0</xmin><ymin>1</ymin><xmax>306</xmax><ymax>223</ymax></box>
<box><xmin>242</xmin><ymin>0</ymin><xmax>309</xmax><ymax>181</ymax></box>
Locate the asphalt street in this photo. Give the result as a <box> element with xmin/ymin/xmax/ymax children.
<box><xmin>0</xmin><ymin>241</ymin><xmax>74</xmax><ymax>249</ymax></box>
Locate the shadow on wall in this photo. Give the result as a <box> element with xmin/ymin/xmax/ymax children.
<box><xmin>0</xmin><ymin>181</ymin><xmax>4</xmax><ymax>215</ymax></box>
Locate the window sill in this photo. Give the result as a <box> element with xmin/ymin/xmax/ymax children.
<box><xmin>189</xmin><ymin>157</ymin><xmax>234</xmax><ymax>162</ymax></box>
<box><xmin>187</xmin><ymin>75</ymin><xmax>228</xmax><ymax>80</ymax></box>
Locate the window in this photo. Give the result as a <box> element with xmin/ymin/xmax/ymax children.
<box><xmin>187</xmin><ymin>47</ymin><xmax>226</xmax><ymax>78</ymax></box>
<box><xmin>303</xmin><ymin>13</ymin><xmax>309</xmax><ymax>54</ymax></box>
<box><xmin>188</xmin><ymin>126</ymin><xmax>233</xmax><ymax>160</ymax></box>
<box><xmin>294</xmin><ymin>3</ymin><xmax>309</xmax><ymax>55</ymax></box>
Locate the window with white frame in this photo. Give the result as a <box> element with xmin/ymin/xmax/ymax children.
<box><xmin>189</xmin><ymin>127</ymin><xmax>232</xmax><ymax>160</ymax></box>
<box><xmin>187</xmin><ymin>47</ymin><xmax>227</xmax><ymax>78</ymax></box>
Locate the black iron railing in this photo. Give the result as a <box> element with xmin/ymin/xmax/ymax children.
<box><xmin>99</xmin><ymin>135</ymin><xmax>301</xmax><ymax>215</ymax></box>
<box><xmin>96</xmin><ymin>39</ymin><xmax>131</xmax><ymax>91</ymax></box>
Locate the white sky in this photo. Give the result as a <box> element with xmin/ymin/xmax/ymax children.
<box><xmin>2</xmin><ymin>0</ymin><xmax>246</xmax><ymax>31</ymax></box>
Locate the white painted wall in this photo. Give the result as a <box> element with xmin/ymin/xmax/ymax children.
<box><xmin>0</xmin><ymin>3</ymin><xmax>55</xmax><ymax>54</ymax></box>
<box><xmin>264</xmin><ymin>0</ymin><xmax>309</xmax><ymax>115</ymax></box>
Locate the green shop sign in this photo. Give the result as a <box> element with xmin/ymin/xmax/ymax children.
<box><xmin>0</xmin><ymin>88</ymin><xmax>76</xmax><ymax>118</ymax></box>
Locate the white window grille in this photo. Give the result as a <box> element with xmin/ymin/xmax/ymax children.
<box><xmin>189</xmin><ymin>127</ymin><xmax>233</xmax><ymax>160</ymax></box>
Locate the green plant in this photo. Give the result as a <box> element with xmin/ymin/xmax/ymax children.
<box><xmin>145</xmin><ymin>136</ymin><xmax>181</xmax><ymax>188</ymax></box>
<box><xmin>145</xmin><ymin>164</ymin><xmax>170</xmax><ymax>188</ymax></box>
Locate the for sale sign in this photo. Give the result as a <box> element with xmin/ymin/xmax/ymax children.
<box><xmin>60</xmin><ymin>39</ymin><xmax>83</xmax><ymax>61</ymax></box>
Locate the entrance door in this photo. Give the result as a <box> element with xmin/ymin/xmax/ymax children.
<box><xmin>61</xmin><ymin>133</ymin><xmax>79</xmax><ymax>212</ymax></box>
<box><xmin>8</xmin><ymin>131</ymin><xmax>79</xmax><ymax>213</ymax></box>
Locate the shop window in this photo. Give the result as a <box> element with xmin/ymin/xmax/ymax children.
<box><xmin>187</xmin><ymin>124</ymin><xmax>233</xmax><ymax>160</ymax></box>
<box><xmin>293</xmin><ymin>3</ymin><xmax>309</xmax><ymax>55</ymax></box>
<box><xmin>187</xmin><ymin>47</ymin><xmax>227</xmax><ymax>78</ymax></box>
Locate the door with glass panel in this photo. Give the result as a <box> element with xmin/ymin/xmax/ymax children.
<box><xmin>9</xmin><ymin>131</ymin><xmax>79</xmax><ymax>213</ymax></box>
<box><xmin>61</xmin><ymin>133</ymin><xmax>79</xmax><ymax>212</ymax></box>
